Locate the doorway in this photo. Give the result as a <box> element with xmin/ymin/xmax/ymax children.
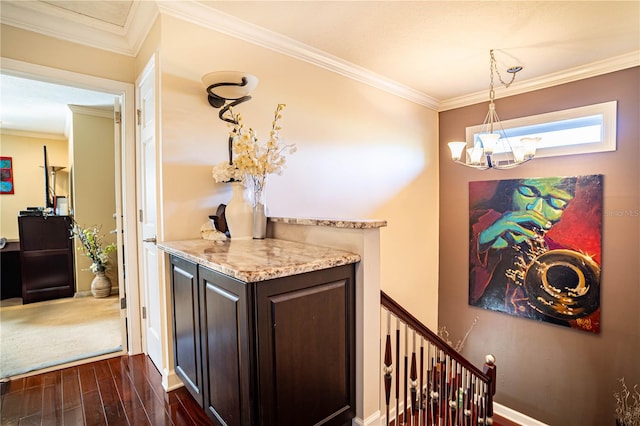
<box><xmin>0</xmin><ymin>58</ymin><xmax>141</xmax><ymax>377</ymax></box>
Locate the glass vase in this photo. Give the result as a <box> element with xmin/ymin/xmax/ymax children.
<box><xmin>251</xmin><ymin>176</ymin><xmax>268</xmax><ymax>239</ymax></box>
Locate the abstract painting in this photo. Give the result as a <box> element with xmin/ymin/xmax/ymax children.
<box><xmin>468</xmin><ymin>175</ymin><xmax>602</xmax><ymax>333</ymax></box>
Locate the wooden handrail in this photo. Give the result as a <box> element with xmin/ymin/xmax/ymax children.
<box><xmin>380</xmin><ymin>290</ymin><xmax>491</xmax><ymax>386</ymax></box>
<box><xmin>380</xmin><ymin>290</ymin><xmax>496</xmax><ymax>425</ymax></box>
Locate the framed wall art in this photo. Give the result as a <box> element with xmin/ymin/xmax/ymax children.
<box><xmin>468</xmin><ymin>175</ymin><xmax>602</xmax><ymax>334</ymax></box>
<box><xmin>0</xmin><ymin>157</ymin><xmax>14</xmax><ymax>194</ymax></box>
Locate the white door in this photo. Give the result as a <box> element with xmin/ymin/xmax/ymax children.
<box><xmin>136</xmin><ymin>57</ymin><xmax>162</xmax><ymax>370</ymax></box>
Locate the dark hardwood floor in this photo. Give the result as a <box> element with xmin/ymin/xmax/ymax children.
<box><xmin>1</xmin><ymin>353</ymin><xmax>520</xmax><ymax>426</ymax></box>
<box><xmin>0</xmin><ymin>354</ymin><xmax>213</xmax><ymax>425</ymax></box>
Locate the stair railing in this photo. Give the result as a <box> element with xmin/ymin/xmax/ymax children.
<box><xmin>381</xmin><ymin>291</ymin><xmax>496</xmax><ymax>426</ymax></box>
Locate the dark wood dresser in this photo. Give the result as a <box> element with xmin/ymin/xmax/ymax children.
<box><xmin>18</xmin><ymin>215</ymin><xmax>75</xmax><ymax>304</ymax></box>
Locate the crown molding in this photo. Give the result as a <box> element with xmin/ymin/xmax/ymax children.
<box><xmin>438</xmin><ymin>50</ymin><xmax>640</xmax><ymax>112</ymax></box>
<box><xmin>67</xmin><ymin>105</ymin><xmax>114</xmax><ymax>119</ymax></box>
<box><xmin>0</xmin><ymin>1</ymin><xmax>158</xmax><ymax>57</ymax></box>
<box><xmin>2</xmin><ymin>1</ymin><xmax>637</xmax><ymax>111</ymax></box>
<box><xmin>156</xmin><ymin>1</ymin><xmax>440</xmax><ymax>110</ymax></box>
<box><xmin>126</xmin><ymin>1</ymin><xmax>160</xmax><ymax>56</ymax></box>
<box><xmin>0</xmin><ymin>128</ymin><xmax>66</xmax><ymax>141</ymax></box>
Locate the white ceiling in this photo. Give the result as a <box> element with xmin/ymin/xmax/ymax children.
<box><xmin>0</xmin><ymin>74</ymin><xmax>117</xmax><ymax>137</ymax></box>
<box><xmin>1</xmin><ymin>0</ymin><xmax>639</xmax><ymax>135</ymax></box>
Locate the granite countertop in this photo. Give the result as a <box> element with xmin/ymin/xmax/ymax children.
<box><xmin>269</xmin><ymin>217</ymin><xmax>387</xmax><ymax>229</ymax></box>
<box><xmin>158</xmin><ymin>238</ymin><xmax>361</xmax><ymax>283</ymax></box>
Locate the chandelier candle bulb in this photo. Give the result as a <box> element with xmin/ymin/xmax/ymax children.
<box><xmin>478</xmin><ymin>133</ymin><xmax>500</xmax><ymax>155</ymax></box>
<box><xmin>448</xmin><ymin>142</ymin><xmax>467</xmax><ymax>161</ymax></box>
<box><xmin>512</xmin><ymin>145</ymin><xmax>526</xmax><ymax>162</ymax></box>
<box><xmin>468</xmin><ymin>147</ymin><xmax>484</xmax><ymax>165</ymax></box>
<box><xmin>521</xmin><ymin>137</ymin><xmax>540</xmax><ymax>158</ymax></box>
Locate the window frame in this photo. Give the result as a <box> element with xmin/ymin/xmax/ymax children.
<box><xmin>465</xmin><ymin>100</ymin><xmax>617</xmax><ymax>158</ymax></box>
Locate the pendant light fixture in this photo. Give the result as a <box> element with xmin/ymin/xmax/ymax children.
<box><xmin>448</xmin><ymin>50</ymin><xmax>539</xmax><ymax>170</ymax></box>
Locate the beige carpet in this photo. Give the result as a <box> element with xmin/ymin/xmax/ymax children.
<box><xmin>0</xmin><ymin>296</ymin><xmax>122</xmax><ymax>378</ymax></box>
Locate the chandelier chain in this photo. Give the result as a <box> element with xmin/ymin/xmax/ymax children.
<box><xmin>489</xmin><ymin>49</ymin><xmax>517</xmax><ymax>94</ymax></box>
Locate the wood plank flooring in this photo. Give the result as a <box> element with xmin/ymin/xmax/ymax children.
<box><xmin>1</xmin><ymin>353</ymin><xmax>520</xmax><ymax>426</ymax></box>
<box><xmin>0</xmin><ymin>354</ymin><xmax>213</xmax><ymax>425</ymax></box>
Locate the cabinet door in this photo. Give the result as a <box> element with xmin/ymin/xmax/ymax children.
<box><xmin>169</xmin><ymin>255</ymin><xmax>203</xmax><ymax>406</ymax></box>
<box><xmin>199</xmin><ymin>266</ymin><xmax>254</xmax><ymax>426</ymax></box>
<box><xmin>256</xmin><ymin>264</ymin><xmax>355</xmax><ymax>426</ymax></box>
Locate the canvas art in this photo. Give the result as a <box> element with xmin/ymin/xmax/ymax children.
<box><xmin>468</xmin><ymin>175</ymin><xmax>602</xmax><ymax>334</ymax></box>
<box><xmin>0</xmin><ymin>157</ymin><xmax>14</xmax><ymax>194</ymax></box>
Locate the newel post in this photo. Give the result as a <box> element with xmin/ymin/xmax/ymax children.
<box><xmin>483</xmin><ymin>354</ymin><xmax>497</xmax><ymax>418</ymax></box>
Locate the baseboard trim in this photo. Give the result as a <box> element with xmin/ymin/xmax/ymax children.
<box><xmin>355</xmin><ymin>402</ymin><xmax>546</xmax><ymax>426</ymax></box>
<box><xmin>162</xmin><ymin>368</ymin><xmax>184</xmax><ymax>392</ymax></box>
<box><xmin>352</xmin><ymin>410</ymin><xmax>381</xmax><ymax>426</ymax></box>
<box><xmin>494</xmin><ymin>402</ymin><xmax>549</xmax><ymax>426</ymax></box>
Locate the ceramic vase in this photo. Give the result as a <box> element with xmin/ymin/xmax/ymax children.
<box><xmin>91</xmin><ymin>271</ymin><xmax>111</xmax><ymax>298</ymax></box>
<box><xmin>225</xmin><ymin>181</ymin><xmax>253</xmax><ymax>240</ymax></box>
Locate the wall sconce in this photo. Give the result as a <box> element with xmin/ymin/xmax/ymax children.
<box><xmin>202</xmin><ymin>71</ymin><xmax>258</xmax><ymax>164</ymax></box>
<box><xmin>448</xmin><ymin>50</ymin><xmax>538</xmax><ymax>170</ymax></box>
<box><xmin>202</xmin><ymin>71</ymin><xmax>259</xmax><ymax>123</ymax></box>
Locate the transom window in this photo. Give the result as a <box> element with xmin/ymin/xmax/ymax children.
<box><xmin>466</xmin><ymin>101</ymin><xmax>617</xmax><ymax>158</ymax></box>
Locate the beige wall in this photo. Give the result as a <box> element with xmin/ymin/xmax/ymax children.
<box><xmin>0</xmin><ymin>133</ymin><xmax>68</xmax><ymax>239</ymax></box>
<box><xmin>1</xmin><ymin>24</ymin><xmax>133</xmax><ymax>295</ymax></box>
<box><xmin>157</xmin><ymin>15</ymin><xmax>440</xmax><ymax>327</ymax></box>
<box><xmin>439</xmin><ymin>67</ymin><xmax>640</xmax><ymax>424</ymax></box>
<box><xmin>69</xmin><ymin>109</ymin><xmax>118</xmax><ymax>293</ymax></box>
<box><xmin>0</xmin><ymin>24</ymin><xmax>135</xmax><ymax>84</ymax></box>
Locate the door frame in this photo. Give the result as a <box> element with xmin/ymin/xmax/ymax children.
<box><xmin>1</xmin><ymin>58</ymin><xmax>143</xmax><ymax>355</ymax></box>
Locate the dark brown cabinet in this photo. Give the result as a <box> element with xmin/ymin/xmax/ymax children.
<box><xmin>18</xmin><ymin>215</ymin><xmax>75</xmax><ymax>304</ymax></box>
<box><xmin>169</xmin><ymin>255</ymin><xmax>355</xmax><ymax>426</ymax></box>
<box><xmin>169</xmin><ymin>256</ymin><xmax>204</xmax><ymax>406</ymax></box>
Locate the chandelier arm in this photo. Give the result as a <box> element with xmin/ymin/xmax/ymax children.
<box><xmin>491</xmin><ymin>158</ymin><xmax>533</xmax><ymax>170</ymax></box>
<box><xmin>453</xmin><ymin>159</ymin><xmax>491</xmax><ymax>171</ymax></box>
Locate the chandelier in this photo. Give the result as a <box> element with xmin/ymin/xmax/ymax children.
<box><xmin>448</xmin><ymin>50</ymin><xmax>539</xmax><ymax>170</ymax></box>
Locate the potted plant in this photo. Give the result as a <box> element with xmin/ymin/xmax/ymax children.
<box><xmin>71</xmin><ymin>222</ymin><xmax>117</xmax><ymax>298</ymax></box>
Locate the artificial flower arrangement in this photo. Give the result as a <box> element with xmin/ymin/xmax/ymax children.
<box><xmin>71</xmin><ymin>222</ymin><xmax>117</xmax><ymax>273</ymax></box>
<box><xmin>615</xmin><ymin>378</ymin><xmax>640</xmax><ymax>426</ymax></box>
<box><xmin>211</xmin><ymin>103</ymin><xmax>296</xmax><ymax>199</ymax></box>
